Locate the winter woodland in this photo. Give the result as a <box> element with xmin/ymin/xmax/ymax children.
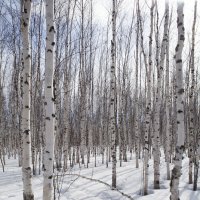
<box><xmin>0</xmin><ymin>0</ymin><xmax>200</xmax><ymax>199</ymax></box>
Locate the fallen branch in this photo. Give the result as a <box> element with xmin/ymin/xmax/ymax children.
<box><xmin>63</xmin><ymin>173</ymin><xmax>134</xmax><ymax>200</ymax></box>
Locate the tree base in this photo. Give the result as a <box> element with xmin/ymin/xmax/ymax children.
<box><xmin>154</xmin><ymin>181</ymin><xmax>160</xmax><ymax>189</ymax></box>
<box><xmin>23</xmin><ymin>193</ymin><xmax>34</xmax><ymax>200</ymax></box>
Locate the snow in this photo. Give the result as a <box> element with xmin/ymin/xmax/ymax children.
<box><xmin>0</xmin><ymin>151</ymin><xmax>200</xmax><ymax>199</ymax></box>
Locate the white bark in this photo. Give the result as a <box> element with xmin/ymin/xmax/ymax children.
<box><xmin>142</xmin><ymin>0</ymin><xmax>154</xmax><ymax>194</ymax></box>
<box><xmin>79</xmin><ymin>0</ymin><xmax>87</xmax><ymax>164</ymax></box>
<box><xmin>153</xmin><ymin>0</ymin><xmax>169</xmax><ymax>189</ymax></box>
<box><xmin>21</xmin><ymin>0</ymin><xmax>34</xmax><ymax>199</ymax></box>
<box><xmin>165</xmin><ymin>2</ymin><xmax>171</xmax><ymax>180</ymax></box>
<box><xmin>63</xmin><ymin>8</ymin><xmax>70</xmax><ymax>170</ymax></box>
<box><xmin>43</xmin><ymin>0</ymin><xmax>55</xmax><ymax>199</ymax></box>
<box><xmin>110</xmin><ymin>0</ymin><xmax>117</xmax><ymax>188</ymax></box>
<box><xmin>190</xmin><ymin>0</ymin><xmax>197</xmax><ymax>190</ymax></box>
<box><xmin>63</xmin><ymin>0</ymin><xmax>76</xmax><ymax>170</ymax></box>
<box><xmin>63</xmin><ymin>83</ymin><xmax>70</xmax><ymax>170</ymax></box>
<box><xmin>135</xmin><ymin>6</ymin><xmax>139</xmax><ymax>168</ymax></box>
<box><xmin>170</xmin><ymin>2</ymin><xmax>185</xmax><ymax>200</ymax></box>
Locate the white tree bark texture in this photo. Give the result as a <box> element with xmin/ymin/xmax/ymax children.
<box><xmin>165</xmin><ymin>0</ymin><xmax>171</xmax><ymax>180</ymax></box>
<box><xmin>170</xmin><ymin>2</ymin><xmax>185</xmax><ymax>200</ymax></box>
<box><xmin>153</xmin><ymin>0</ymin><xmax>169</xmax><ymax>189</ymax></box>
<box><xmin>142</xmin><ymin>0</ymin><xmax>154</xmax><ymax>195</ymax></box>
<box><xmin>110</xmin><ymin>0</ymin><xmax>117</xmax><ymax>189</ymax></box>
<box><xmin>21</xmin><ymin>0</ymin><xmax>34</xmax><ymax>199</ymax></box>
<box><xmin>43</xmin><ymin>0</ymin><xmax>55</xmax><ymax>199</ymax></box>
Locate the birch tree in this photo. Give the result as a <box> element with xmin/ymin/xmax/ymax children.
<box><xmin>153</xmin><ymin>0</ymin><xmax>169</xmax><ymax>189</ymax></box>
<box><xmin>63</xmin><ymin>0</ymin><xmax>72</xmax><ymax>172</ymax></box>
<box><xmin>170</xmin><ymin>2</ymin><xmax>185</xmax><ymax>200</ymax></box>
<box><xmin>141</xmin><ymin>0</ymin><xmax>154</xmax><ymax>194</ymax></box>
<box><xmin>21</xmin><ymin>0</ymin><xmax>34</xmax><ymax>199</ymax></box>
<box><xmin>43</xmin><ymin>0</ymin><xmax>55</xmax><ymax>199</ymax></box>
<box><xmin>189</xmin><ymin>0</ymin><xmax>198</xmax><ymax>190</ymax></box>
<box><xmin>165</xmin><ymin>1</ymin><xmax>171</xmax><ymax>180</ymax></box>
<box><xmin>79</xmin><ymin>0</ymin><xmax>87</xmax><ymax>165</ymax></box>
<box><xmin>110</xmin><ymin>0</ymin><xmax>117</xmax><ymax>189</ymax></box>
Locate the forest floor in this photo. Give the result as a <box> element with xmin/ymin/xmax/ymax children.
<box><xmin>0</xmin><ymin>150</ymin><xmax>200</xmax><ymax>200</ymax></box>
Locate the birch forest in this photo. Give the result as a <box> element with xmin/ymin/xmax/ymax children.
<box><xmin>1</xmin><ymin>0</ymin><xmax>200</xmax><ymax>200</ymax></box>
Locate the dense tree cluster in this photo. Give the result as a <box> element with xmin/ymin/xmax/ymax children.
<box><xmin>0</xmin><ymin>0</ymin><xmax>199</xmax><ymax>199</ymax></box>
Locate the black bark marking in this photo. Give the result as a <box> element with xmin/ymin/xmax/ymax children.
<box><xmin>23</xmin><ymin>22</ymin><xmax>28</xmax><ymax>27</ymax></box>
<box><xmin>178</xmin><ymin>88</ymin><xmax>184</xmax><ymax>94</ymax></box>
<box><xmin>180</xmin><ymin>35</ymin><xmax>185</xmax><ymax>41</ymax></box>
<box><xmin>175</xmin><ymin>45</ymin><xmax>179</xmax><ymax>52</ymax></box>
<box><xmin>180</xmin><ymin>145</ymin><xmax>185</xmax><ymax>151</ymax></box>
<box><xmin>24</xmin><ymin>80</ymin><xmax>29</xmax><ymax>85</ymax></box>
<box><xmin>178</xmin><ymin>22</ymin><xmax>183</xmax><ymax>26</ymax></box>
<box><xmin>176</xmin><ymin>59</ymin><xmax>182</xmax><ymax>63</ymax></box>
<box><xmin>24</xmin><ymin>129</ymin><xmax>30</xmax><ymax>135</ymax></box>
<box><xmin>48</xmin><ymin>175</ymin><xmax>53</xmax><ymax>179</ymax></box>
<box><xmin>26</xmin><ymin>54</ymin><xmax>30</xmax><ymax>59</ymax></box>
<box><xmin>49</xmin><ymin>26</ymin><xmax>55</xmax><ymax>32</ymax></box>
<box><xmin>43</xmin><ymin>165</ymin><xmax>46</xmax><ymax>171</ymax></box>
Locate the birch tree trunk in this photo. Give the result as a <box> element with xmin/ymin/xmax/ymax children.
<box><xmin>21</xmin><ymin>0</ymin><xmax>34</xmax><ymax>199</ymax></box>
<box><xmin>142</xmin><ymin>0</ymin><xmax>154</xmax><ymax>194</ymax></box>
<box><xmin>165</xmin><ymin>1</ymin><xmax>171</xmax><ymax>179</ymax></box>
<box><xmin>110</xmin><ymin>0</ymin><xmax>117</xmax><ymax>189</ymax></box>
<box><xmin>190</xmin><ymin>0</ymin><xmax>197</xmax><ymax>190</ymax></box>
<box><xmin>153</xmin><ymin>0</ymin><xmax>169</xmax><ymax>189</ymax></box>
<box><xmin>43</xmin><ymin>0</ymin><xmax>55</xmax><ymax>199</ymax></box>
<box><xmin>135</xmin><ymin>5</ymin><xmax>139</xmax><ymax>168</ymax></box>
<box><xmin>79</xmin><ymin>0</ymin><xmax>87</xmax><ymax>165</ymax></box>
<box><xmin>63</xmin><ymin>1</ymin><xmax>71</xmax><ymax>172</ymax></box>
<box><xmin>170</xmin><ymin>2</ymin><xmax>185</xmax><ymax>200</ymax></box>
<box><xmin>153</xmin><ymin>2</ymin><xmax>161</xmax><ymax>189</ymax></box>
<box><xmin>63</xmin><ymin>78</ymin><xmax>70</xmax><ymax>171</ymax></box>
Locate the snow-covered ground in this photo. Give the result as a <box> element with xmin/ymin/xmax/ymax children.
<box><xmin>0</xmin><ymin>151</ymin><xmax>200</xmax><ymax>200</ymax></box>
